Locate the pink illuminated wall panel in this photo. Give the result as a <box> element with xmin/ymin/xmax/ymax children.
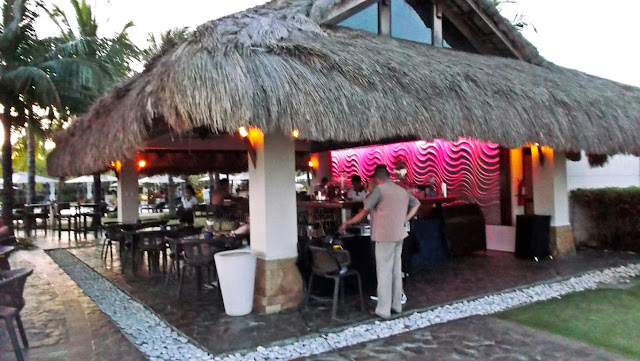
<box><xmin>331</xmin><ymin>139</ymin><xmax>501</xmax><ymax>224</ymax></box>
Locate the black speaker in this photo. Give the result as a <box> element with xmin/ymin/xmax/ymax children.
<box><xmin>515</xmin><ymin>215</ymin><xmax>551</xmax><ymax>260</ymax></box>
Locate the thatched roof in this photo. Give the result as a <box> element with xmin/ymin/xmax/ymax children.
<box><xmin>47</xmin><ymin>0</ymin><xmax>640</xmax><ymax>177</ymax></box>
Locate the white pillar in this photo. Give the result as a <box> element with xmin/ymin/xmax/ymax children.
<box><xmin>249</xmin><ymin>131</ymin><xmax>297</xmax><ymax>259</ymax></box>
<box><xmin>248</xmin><ymin>130</ymin><xmax>303</xmax><ymax>313</ymax></box>
<box><xmin>531</xmin><ymin>147</ymin><xmax>569</xmax><ymax>226</ymax></box>
<box><xmin>531</xmin><ymin>147</ymin><xmax>574</xmax><ymax>257</ymax></box>
<box><xmin>117</xmin><ymin>158</ymin><xmax>139</xmax><ymax>223</ymax></box>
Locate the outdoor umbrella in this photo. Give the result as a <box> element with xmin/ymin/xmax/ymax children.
<box><xmin>11</xmin><ymin>172</ymin><xmax>58</xmax><ymax>184</ymax></box>
<box><xmin>198</xmin><ymin>173</ymin><xmax>249</xmax><ymax>181</ymax></box>
<box><xmin>138</xmin><ymin>175</ymin><xmax>185</xmax><ymax>184</ymax></box>
<box><xmin>65</xmin><ymin>175</ymin><xmax>118</xmax><ymax>183</ymax></box>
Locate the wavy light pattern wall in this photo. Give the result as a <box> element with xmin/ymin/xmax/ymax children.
<box><xmin>331</xmin><ymin>139</ymin><xmax>501</xmax><ymax>224</ymax></box>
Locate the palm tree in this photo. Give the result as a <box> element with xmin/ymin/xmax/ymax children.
<box><xmin>141</xmin><ymin>27</ymin><xmax>189</xmax><ymax>215</ymax></box>
<box><xmin>1</xmin><ymin>0</ymin><xmax>62</xmax><ymax>231</ymax></box>
<box><xmin>44</xmin><ymin>0</ymin><xmax>140</xmax><ymax>206</ymax></box>
<box><xmin>1</xmin><ymin>0</ymin><xmax>109</xmax><ymax>233</ymax></box>
<box><xmin>141</xmin><ymin>27</ymin><xmax>188</xmax><ymax>62</ymax></box>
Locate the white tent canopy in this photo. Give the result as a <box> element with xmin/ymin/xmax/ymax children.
<box><xmin>11</xmin><ymin>172</ymin><xmax>58</xmax><ymax>184</ymax></box>
<box><xmin>65</xmin><ymin>175</ymin><xmax>118</xmax><ymax>183</ymax></box>
<box><xmin>199</xmin><ymin>173</ymin><xmax>249</xmax><ymax>182</ymax></box>
<box><xmin>139</xmin><ymin>175</ymin><xmax>185</xmax><ymax>184</ymax></box>
<box><xmin>200</xmin><ymin>173</ymin><xmax>311</xmax><ymax>182</ymax></box>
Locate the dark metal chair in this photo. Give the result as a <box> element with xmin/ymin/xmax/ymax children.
<box><xmin>100</xmin><ymin>223</ymin><xmax>126</xmax><ymax>260</ymax></box>
<box><xmin>163</xmin><ymin>227</ymin><xmax>208</xmax><ymax>289</ymax></box>
<box><xmin>176</xmin><ymin>238</ymin><xmax>222</xmax><ymax>299</ymax></box>
<box><xmin>305</xmin><ymin>246</ymin><xmax>365</xmax><ymax>321</ymax></box>
<box><xmin>0</xmin><ymin>246</ymin><xmax>15</xmax><ymax>271</ymax></box>
<box><xmin>0</xmin><ymin>268</ymin><xmax>34</xmax><ymax>361</ymax></box>
<box><xmin>54</xmin><ymin>202</ymin><xmax>77</xmax><ymax>241</ymax></box>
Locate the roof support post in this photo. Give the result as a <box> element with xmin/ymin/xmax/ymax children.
<box><xmin>378</xmin><ymin>0</ymin><xmax>391</xmax><ymax>36</ymax></box>
<box><xmin>117</xmin><ymin>158</ymin><xmax>139</xmax><ymax>223</ymax></box>
<box><xmin>432</xmin><ymin>0</ymin><xmax>443</xmax><ymax>47</ymax></box>
<box><xmin>248</xmin><ymin>130</ymin><xmax>303</xmax><ymax>313</ymax></box>
<box><xmin>530</xmin><ymin>147</ymin><xmax>575</xmax><ymax>258</ymax></box>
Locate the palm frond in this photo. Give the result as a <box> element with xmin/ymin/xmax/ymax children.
<box><xmin>2</xmin><ymin>66</ymin><xmax>61</xmax><ymax>108</ymax></box>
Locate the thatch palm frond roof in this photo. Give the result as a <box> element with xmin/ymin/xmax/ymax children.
<box><xmin>47</xmin><ymin>0</ymin><xmax>640</xmax><ymax>177</ymax></box>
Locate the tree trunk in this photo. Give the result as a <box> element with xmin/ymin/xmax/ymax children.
<box><xmin>2</xmin><ymin>106</ymin><xmax>14</xmax><ymax>235</ymax></box>
<box><xmin>208</xmin><ymin>171</ymin><xmax>214</xmax><ymax>203</ymax></box>
<box><xmin>92</xmin><ymin>173</ymin><xmax>102</xmax><ymax>231</ymax></box>
<box><xmin>167</xmin><ymin>175</ymin><xmax>175</xmax><ymax>216</ymax></box>
<box><xmin>26</xmin><ymin>111</ymin><xmax>36</xmax><ymax>205</ymax></box>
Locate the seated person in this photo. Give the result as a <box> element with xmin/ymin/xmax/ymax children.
<box><xmin>230</xmin><ymin>215</ymin><xmax>250</xmax><ymax>236</ymax></box>
<box><xmin>347</xmin><ymin>175</ymin><xmax>368</xmax><ymax>201</ymax></box>
<box><xmin>210</xmin><ymin>179</ymin><xmax>231</xmax><ymax>205</ymax></box>
<box><xmin>313</xmin><ymin>177</ymin><xmax>329</xmax><ymax>195</ymax></box>
<box><xmin>0</xmin><ymin>219</ymin><xmax>10</xmax><ymax>238</ymax></box>
<box><xmin>178</xmin><ymin>185</ymin><xmax>198</xmax><ymax>226</ymax></box>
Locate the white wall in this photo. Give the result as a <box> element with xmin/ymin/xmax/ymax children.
<box><xmin>567</xmin><ymin>154</ymin><xmax>640</xmax><ymax>190</ymax></box>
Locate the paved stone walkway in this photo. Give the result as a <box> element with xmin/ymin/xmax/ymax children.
<box><xmin>0</xmin><ymin>248</ymin><xmax>145</xmax><ymax>361</ymax></box>
<box><xmin>307</xmin><ymin>316</ymin><xmax>631</xmax><ymax>361</ymax></box>
<box><xmin>67</xmin><ymin>244</ymin><xmax>640</xmax><ymax>356</ymax></box>
<box><xmin>1</xmin><ymin>233</ymin><xmax>638</xmax><ymax>360</ymax></box>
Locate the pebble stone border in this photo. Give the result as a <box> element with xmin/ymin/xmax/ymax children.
<box><xmin>47</xmin><ymin>249</ymin><xmax>640</xmax><ymax>361</ymax></box>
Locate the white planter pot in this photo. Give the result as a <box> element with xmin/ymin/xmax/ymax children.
<box><xmin>214</xmin><ymin>249</ymin><xmax>257</xmax><ymax>316</ymax></box>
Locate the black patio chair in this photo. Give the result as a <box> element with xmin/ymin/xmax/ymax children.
<box><xmin>100</xmin><ymin>223</ymin><xmax>126</xmax><ymax>260</ymax></box>
<box><xmin>0</xmin><ymin>268</ymin><xmax>34</xmax><ymax>361</ymax></box>
<box><xmin>54</xmin><ymin>202</ymin><xmax>77</xmax><ymax>241</ymax></box>
<box><xmin>176</xmin><ymin>238</ymin><xmax>223</xmax><ymax>299</ymax></box>
<box><xmin>163</xmin><ymin>227</ymin><xmax>207</xmax><ymax>289</ymax></box>
<box><xmin>135</xmin><ymin>230</ymin><xmax>171</xmax><ymax>274</ymax></box>
<box><xmin>304</xmin><ymin>246</ymin><xmax>365</xmax><ymax>321</ymax></box>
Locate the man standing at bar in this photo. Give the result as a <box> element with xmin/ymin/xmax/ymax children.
<box><xmin>340</xmin><ymin>165</ymin><xmax>421</xmax><ymax>318</ymax></box>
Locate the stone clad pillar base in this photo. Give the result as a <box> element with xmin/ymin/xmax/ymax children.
<box><xmin>550</xmin><ymin>225</ymin><xmax>575</xmax><ymax>259</ymax></box>
<box><xmin>253</xmin><ymin>257</ymin><xmax>303</xmax><ymax>314</ymax></box>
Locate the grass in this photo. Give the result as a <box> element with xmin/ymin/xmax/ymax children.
<box><xmin>497</xmin><ymin>279</ymin><xmax>640</xmax><ymax>358</ymax></box>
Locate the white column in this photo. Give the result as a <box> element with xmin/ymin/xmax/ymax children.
<box><xmin>249</xmin><ymin>131</ymin><xmax>297</xmax><ymax>260</ymax></box>
<box><xmin>532</xmin><ymin>147</ymin><xmax>569</xmax><ymax>226</ymax></box>
<box><xmin>117</xmin><ymin>158</ymin><xmax>139</xmax><ymax>223</ymax></box>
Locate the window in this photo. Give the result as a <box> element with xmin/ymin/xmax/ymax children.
<box><xmin>339</xmin><ymin>3</ymin><xmax>379</xmax><ymax>34</ymax></box>
<box><xmin>391</xmin><ymin>0</ymin><xmax>432</xmax><ymax>44</ymax></box>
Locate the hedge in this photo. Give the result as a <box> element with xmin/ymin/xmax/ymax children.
<box><xmin>570</xmin><ymin>187</ymin><xmax>640</xmax><ymax>252</ymax></box>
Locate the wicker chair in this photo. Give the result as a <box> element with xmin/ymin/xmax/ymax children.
<box><xmin>176</xmin><ymin>238</ymin><xmax>223</xmax><ymax>299</ymax></box>
<box><xmin>304</xmin><ymin>246</ymin><xmax>365</xmax><ymax>321</ymax></box>
<box><xmin>0</xmin><ymin>268</ymin><xmax>34</xmax><ymax>361</ymax></box>
<box><xmin>54</xmin><ymin>203</ymin><xmax>77</xmax><ymax>241</ymax></box>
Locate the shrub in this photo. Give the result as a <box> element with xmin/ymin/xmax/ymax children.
<box><xmin>570</xmin><ymin>187</ymin><xmax>640</xmax><ymax>252</ymax></box>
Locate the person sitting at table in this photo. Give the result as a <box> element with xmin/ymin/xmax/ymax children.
<box><xmin>178</xmin><ymin>185</ymin><xmax>198</xmax><ymax>226</ymax></box>
<box><xmin>314</xmin><ymin>177</ymin><xmax>329</xmax><ymax>195</ymax></box>
<box><xmin>210</xmin><ymin>179</ymin><xmax>230</xmax><ymax>205</ymax></box>
<box><xmin>0</xmin><ymin>219</ymin><xmax>10</xmax><ymax>238</ymax></box>
<box><xmin>347</xmin><ymin>175</ymin><xmax>368</xmax><ymax>201</ymax></box>
<box><xmin>230</xmin><ymin>215</ymin><xmax>250</xmax><ymax>236</ymax></box>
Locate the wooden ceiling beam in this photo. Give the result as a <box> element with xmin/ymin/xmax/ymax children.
<box><xmin>321</xmin><ymin>0</ymin><xmax>378</xmax><ymax>25</ymax></box>
<box><xmin>440</xmin><ymin>6</ymin><xmax>492</xmax><ymax>54</ymax></box>
<box><xmin>461</xmin><ymin>0</ymin><xmax>522</xmax><ymax>59</ymax></box>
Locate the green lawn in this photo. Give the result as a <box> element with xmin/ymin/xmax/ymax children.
<box><xmin>497</xmin><ymin>280</ymin><xmax>640</xmax><ymax>359</ymax></box>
